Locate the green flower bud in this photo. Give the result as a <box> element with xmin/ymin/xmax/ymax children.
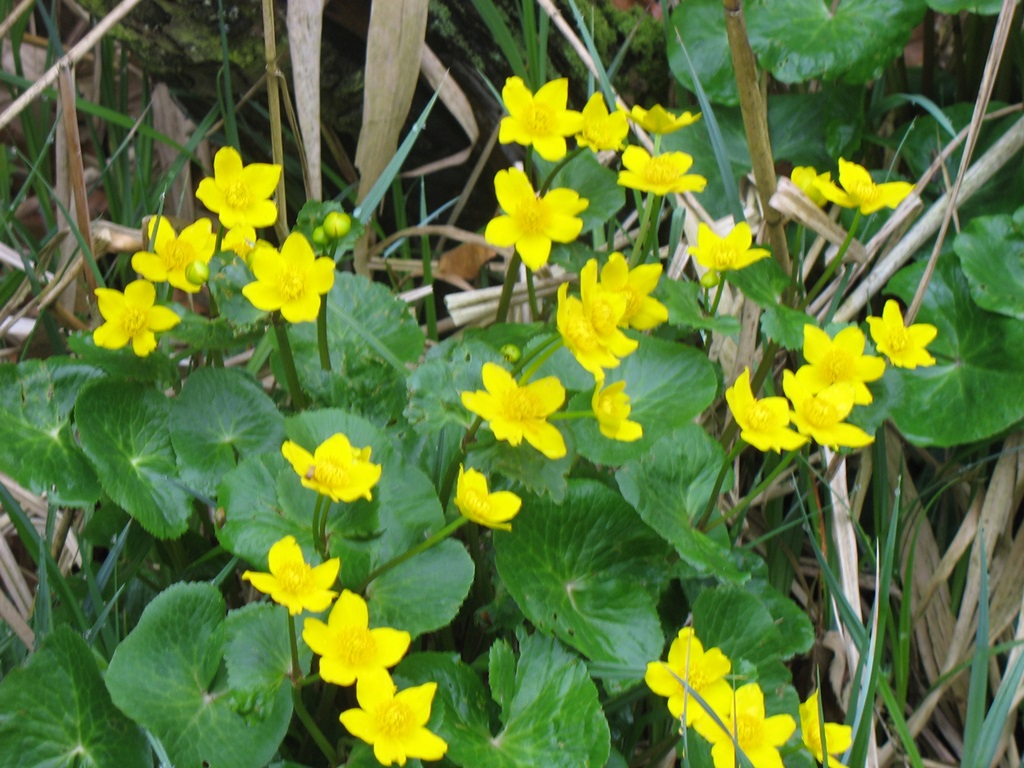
<box><xmin>185</xmin><ymin>259</ymin><xmax>210</xmax><ymax>286</ymax></box>
<box><xmin>311</xmin><ymin>226</ymin><xmax>328</xmax><ymax>247</ymax></box>
<box><xmin>500</xmin><ymin>344</ymin><xmax>522</xmax><ymax>363</ymax></box>
<box><xmin>700</xmin><ymin>270</ymin><xmax>720</xmax><ymax>289</ymax></box>
<box><xmin>323</xmin><ymin>211</ymin><xmax>352</xmax><ymax>240</ymax></box>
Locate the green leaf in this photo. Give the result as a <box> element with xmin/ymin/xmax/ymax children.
<box><xmin>0</xmin><ymin>359</ymin><xmax>101</xmax><ymax>505</ymax></box>
<box><xmin>76</xmin><ymin>381</ymin><xmax>191</xmax><ymax>539</ymax></box>
<box><xmin>399</xmin><ymin>634</ymin><xmax>610</xmax><ymax>768</ymax></box>
<box><xmin>657</xmin><ymin>278</ymin><xmax>742</xmax><ymax>335</ymax></box>
<box><xmin>170</xmin><ymin>367</ymin><xmax>285</xmax><ymax>497</ymax></box>
<box><xmin>494</xmin><ymin>480</ymin><xmax>668</xmax><ymax>680</ymax></box>
<box><xmin>545</xmin><ymin>150</ymin><xmax>625</xmax><ymax>233</ymax></box>
<box><xmin>207</xmin><ymin>253</ymin><xmax>266</xmax><ymax>328</ymax></box>
<box><xmin>616</xmin><ymin>425</ymin><xmax>743</xmax><ymax>582</ymax></box>
<box><xmin>761</xmin><ymin>304</ymin><xmax>813</xmax><ymax>350</ymax></box>
<box><xmin>927</xmin><ymin>0</ymin><xmax>1016</xmax><ymax>12</ymax></box>
<box><xmin>0</xmin><ymin>626</ymin><xmax>149</xmax><ymax>768</ymax></box>
<box><xmin>724</xmin><ymin>257</ymin><xmax>791</xmax><ymax>308</ymax></box>
<box><xmin>66</xmin><ymin>332</ymin><xmax>180</xmax><ymax>383</ymax></box>
<box><xmin>224</xmin><ymin>602</ymin><xmax>310</xmax><ymax>692</ymax></box>
<box><xmin>746</xmin><ymin>0</ymin><xmax>927</xmax><ymax>85</ymax></box>
<box><xmin>471</xmin><ymin>434</ymin><xmax>573</xmax><ymax>503</ymax></box>
<box><xmin>693</xmin><ymin>584</ymin><xmax>785</xmax><ymax>677</ymax></box>
<box><xmin>366</xmin><ymin>540</ymin><xmax>474</xmax><ymax>639</ymax></box>
<box><xmin>953</xmin><ymin>209</ymin><xmax>1024</xmax><ymax>320</ymax></box>
<box><xmin>106</xmin><ymin>583</ymin><xmax>291</xmax><ymax>768</ymax></box>
<box><xmin>746</xmin><ymin>579</ymin><xmax>815</xmax><ymax>659</ymax></box>
<box><xmin>668</xmin><ymin>0</ymin><xmax>738</xmax><ymax>105</ymax></box>
<box><xmin>568</xmin><ymin>335</ymin><xmax>717</xmax><ymax>466</ymax></box>
<box><xmin>886</xmin><ymin>256</ymin><xmax>1024</xmax><ymax>446</ymax></box>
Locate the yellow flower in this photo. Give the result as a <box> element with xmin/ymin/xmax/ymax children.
<box><xmin>783</xmin><ymin>371</ymin><xmax>874</xmax><ymax>449</ymax></box>
<box><xmin>800</xmin><ymin>324</ymin><xmax>885</xmax><ymax>405</ymax></box>
<box><xmin>617</xmin><ymin>146</ymin><xmax>707</xmax><ymax>196</ymax></box>
<box><xmin>866</xmin><ymin>299</ymin><xmax>937</xmax><ymax>369</ymax></box>
<box><xmin>592</xmin><ymin>379</ymin><xmax>642</xmax><ymax>442</ymax></box>
<box><xmin>791</xmin><ymin>166</ymin><xmax>831</xmax><ymax>207</ymax></box>
<box><xmin>302</xmin><ymin>589</ymin><xmax>410</xmax><ymax>686</ymax></box>
<box><xmin>92</xmin><ymin>279</ymin><xmax>181</xmax><ymax>357</ymax></box>
<box><xmin>461</xmin><ymin>362</ymin><xmax>566</xmax><ymax>459</ymax></box>
<box><xmin>694</xmin><ymin>682</ymin><xmax>797</xmax><ymax>768</ymax></box>
<box><xmin>818</xmin><ymin>158</ymin><xmax>914</xmax><ymax>215</ymax></box>
<box><xmin>196</xmin><ymin>146</ymin><xmax>281</xmax><ymax>229</ymax></box>
<box><xmin>498</xmin><ymin>76</ymin><xmax>584</xmax><ymax>162</ymax></box>
<box><xmin>454</xmin><ymin>465</ymin><xmax>522</xmax><ymax>531</ymax></box>
<box><xmin>629</xmin><ymin>104</ymin><xmax>701</xmax><ymax>134</ymax></box>
<box><xmin>242</xmin><ymin>232</ymin><xmax>335</xmax><ymax>323</ymax></box>
<box><xmin>557</xmin><ymin>259</ymin><xmax>638</xmax><ymax>375</ymax></box>
<box><xmin>281</xmin><ymin>433</ymin><xmax>382</xmax><ymax>503</ymax></box>
<box><xmin>576</xmin><ymin>92</ymin><xmax>629</xmax><ymax>152</ymax></box>
<box><xmin>690</xmin><ymin>221</ymin><xmax>770</xmax><ymax>277</ymax></box>
<box><xmin>800</xmin><ymin>690</ymin><xmax>852</xmax><ymax>768</ymax></box>
<box><xmin>725</xmin><ymin>367</ymin><xmax>807</xmax><ymax>453</ymax></box>
<box><xmin>484</xmin><ymin>167</ymin><xmax>589</xmax><ymax>271</ymax></box>
<box><xmin>221</xmin><ymin>224</ymin><xmax>258</xmax><ymax>263</ymax></box>
<box><xmin>339</xmin><ymin>668</ymin><xmax>448</xmax><ymax>767</ymax></box>
<box><xmin>645</xmin><ymin>627</ymin><xmax>732</xmax><ymax>727</ymax></box>
<box><xmin>597</xmin><ymin>251</ymin><xmax>668</xmax><ymax>330</ymax></box>
<box><xmin>132</xmin><ymin>216</ymin><xmax>216</xmax><ymax>293</ymax></box>
<box><xmin>242</xmin><ymin>535</ymin><xmax>339</xmax><ymax>616</ymax></box>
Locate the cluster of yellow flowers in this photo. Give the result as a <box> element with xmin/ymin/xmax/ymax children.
<box><xmin>727</xmin><ymin>303</ymin><xmax>937</xmax><ymax>452</ymax></box>
<box><xmin>793</xmin><ymin>158</ymin><xmax>914</xmax><ymax>215</ymax></box>
<box><xmin>646</xmin><ymin>627</ymin><xmax>853</xmax><ymax>768</ymax></box>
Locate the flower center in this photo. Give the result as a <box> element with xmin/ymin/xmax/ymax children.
<box><xmin>803</xmin><ymin>395</ymin><xmax>839</xmax><ymax>429</ymax></box>
<box><xmin>515</xmin><ymin>196</ymin><xmax>549</xmax><ymax>235</ymax></box>
<box><xmin>735</xmin><ymin>713</ymin><xmax>763</xmax><ymax>749</ymax></box>
<box><xmin>314</xmin><ymin>456</ymin><xmax>351</xmax><ymax>489</ymax></box>
<box><xmin>461</xmin><ymin>488</ymin><xmax>491</xmax><ymax>517</ymax></box>
<box><xmin>886</xmin><ymin>327</ymin><xmax>908</xmax><ymax>352</ymax></box>
<box><xmin>745</xmin><ymin>402</ymin><xmax>775</xmax><ymax>432</ymax></box>
<box><xmin>821</xmin><ymin>350</ymin><xmax>854</xmax><ymax>384</ymax></box>
<box><xmin>277</xmin><ymin>562</ymin><xmax>310</xmax><ymax>593</ymax></box>
<box><xmin>583</xmin><ymin>119</ymin><xmax>613</xmax><ymax>148</ymax></box>
<box><xmin>121</xmin><ymin>306</ymin><xmax>149</xmax><ymax>337</ymax></box>
<box><xmin>277</xmin><ymin>265</ymin><xmax>307</xmax><ymax>301</ymax></box>
<box><xmin>166</xmin><ymin>240</ymin><xmax>196</xmax><ymax>269</ymax></box>
<box><xmin>337</xmin><ymin>626</ymin><xmax>377</xmax><ymax>667</ymax></box>
<box><xmin>708</xmin><ymin>243</ymin><xmax>737</xmax><ymax>271</ymax></box>
<box><xmin>226</xmin><ymin>180</ymin><xmax>252</xmax><ymax>209</ymax></box>
<box><xmin>596</xmin><ymin>393</ymin><xmax>616</xmax><ymax>418</ymax></box>
<box><xmin>525</xmin><ymin>104</ymin><xmax>555</xmax><ymax>136</ymax></box>
<box><xmin>849</xmin><ymin>179</ymin><xmax>879</xmax><ymax>207</ymax></box>
<box><xmin>566</xmin><ymin>316</ymin><xmax>599</xmax><ymax>351</ymax></box>
<box><xmin>375</xmin><ymin>700</ymin><xmax>414</xmax><ymax>738</ymax></box>
<box><xmin>589</xmin><ymin>297</ymin><xmax>618</xmax><ymax>336</ymax></box>
<box><xmin>502</xmin><ymin>388</ymin><xmax>542</xmax><ymax>421</ymax></box>
<box><xmin>643</xmin><ymin>156</ymin><xmax>680</xmax><ymax>186</ymax></box>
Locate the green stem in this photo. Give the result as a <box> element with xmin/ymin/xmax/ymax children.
<box><xmin>359</xmin><ymin>517</ymin><xmax>469</xmax><ymax>592</ymax></box>
<box><xmin>311</xmin><ymin>495</ymin><xmax>328</xmax><ymax>559</ymax></box>
<box><xmin>495</xmin><ymin>252</ymin><xmax>523</xmax><ymax>324</ymax></box>
<box><xmin>518</xmin><ymin>337</ymin><xmax>563</xmax><ymax>383</ymax></box>
<box><xmin>628</xmin><ymin>193</ymin><xmax>661</xmax><ymax>268</ymax></box>
<box><xmin>316</xmin><ymin>296</ymin><xmax>331</xmax><ymax>372</ymax></box>
<box><xmin>526</xmin><ymin>268</ymin><xmax>539</xmax><ymax>320</ymax></box>
<box><xmin>696</xmin><ymin>439</ymin><xmax>746</xmax><ymax>529</ymax></box>
<box><xmin>802</xmin><ymin>210</ymin><xmax>861</xmax><ymax>309</ymax></box>
<box><xmin>292</xmin><ymin>686</ymin><xmax>336</xmax><ymax>765</ymax></box>
<box><xmin>538</xmin><ymin>147</ymin><xmax>584</xmax><ymax>194</ymax></box>
<box><xmin>272</xmin><ymin>316</ymin><xmax>309</xmax><ymax>409</ymax></box>
<box><xmin>711</xmin><ymin>449</ymin><xmax>800</xmax><ymax>536</ymax></box>
<box><xmin>512</xmin><ymin>334</ymin><xmax>561</xmax><ymax>377</ymax></box>
<box><xmin>548</xmin><ymin>410</ymin><xmax>596</xmax><ymax>421</ymax></box>
<box><xmin>436</xmin><ymin>416</ymin><xmax>484</xmax><ymax>510</ymax></box>
<box><xmin>709</xmin><ymin>278</ymin><xmax>725</xmax><ymax>316</ymax></box>
<box><xmin>287</xmin><ymin>612</ymin><xmax>301</xmax><ymax>682</ymax></box>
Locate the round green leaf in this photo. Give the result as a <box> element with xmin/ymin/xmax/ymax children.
<box><xmin>76</xmin><ymin>381</ymin><xmax>191</xmax><ymax>539</ymax></box>
<box><xmin>0</xmin><ymin>626</ymin><xmax>149</xmax><ymax>768</ymax></box>
<box><xmin>494</xmin><ymin>480</ymin><xmax>668</xmax><ymax>680</ymax></box>
<box><xmin>886</xmin><ymin>257</ymin><xmax>1024</xmax><ymax>446</ymax></box>
<box><xmin>568</xmin><ymin>335</ymin><xmax>717</xmax><ymax>466</ymax></box>
<box><xmin>693</xmin><ymin>584</ymin><xmax>784</xmax><ymax>675</ymax></box>
<box><xmin>225</xmin><ymin>602</ymin><xmax>311</xmax><ymax>692</ymax></box>
<box><xmin>668</xmin><ymin>0</ymin><xmax>738</xmax><ymax>105</ymax></box>
<box><xmin>747</xmin><ymin>0</ymin><xmax>927</xmax><ymax>84</ymax></box>
<box><xmin>170</xmin><ymin>367</ymin><xmax>285</xmax><ymax>497</ymax></box>
<box><xmin>545</xmin><ymin>150</ymin><xmax>624</xmax><ymax>233</ymax></box>
<box><xmin>0</xmin><ymin>360</ymin><xmax>101</xmax><ymax>505</ymax></box>
<box><xmin>953</xmin><ymin>210</ymin><xmax>1024</xmax><ymax>320</ymax></box>
<box><xmin>106</xmin><ymin>583</ymin><xmax>292</xmax><ymax>768</ymax></box>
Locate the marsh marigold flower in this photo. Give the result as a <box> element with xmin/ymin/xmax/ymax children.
<box><xmin>690</xmin><ymin>221</ymin><xmax>770</xmax><ymax>278</ymax></box>
<box><xmin>645</xmin><ymin>627</ymin><xmax>732</xmax><ymax>727</ymax></box>
<box><xmin>866</xmin><ymin>299</ymin><xmax>937</xmax><ymax>369</ymax></box>
<box><xmin>725</xmin><ymin>367</ymin><xmax>807</xmax><ymax>453</ymax></box>
<box><xmin>454</xmin><ymin>465</ymin><xmax>522</xmax><ymax>531</ymax></box>
<box><xmin>783</xmin><ymin>371</ymin><xmax>873</xmax><ymax>449</ymax></box>
<box><xmin>485</xmin><ymin>167</ymin><xmax>588</xmax><ymax>271</ymax></box>
<box><xmin>629</xmin><ymin>104</ymin><xmax>700</xmax><ymax>134</ymax></box>
<box><xmin>576</xmin><ymin>92</ymin><xmax>629</xmax><ymax>152</ymax></box>
<box><xmin>242</xmin><ymin>232</ymin><xmax>335</xmax><ymax>323</ymax></box>
<box><xmin>799</xmin><ymin>324</ymin><xmax>885</xmax><ymax>405</ymax></box>
<box><xmin>339</xmin><ymin>668</ymin><xmax>447</xmax><ymax>766</ymax></box>
<box><xmin>792</xmin><ymin>166</ymin><xmax>831</xmax><ymax>207</ymax></box>
<box><xmin>592</xmin><ymin>379</ymin><xmax>642</xmax><ymax>442</ymax></box>
<box><xmin>618</xmin><ymin>146</ymin><xmax>707</xmax><ymax>196</ymax></box>
<box><xmin>282</xmin><ymin>433</ymin><xmax>382</xmax><ymax>503</ymax></box>
<box><xmin>800</xmin><ymin>690</ymin><xmax>852</xmax><ymax>768</ymax></box>
<box><xmin>819</xmin><ymin>158</ymin><xmax>913</xmax><ymax>215</ymax></box>
<box><xmin>694</xmin><ymin>682</ymin><xmax>796</xmax><ymax>768</ymax></box>
<box><xmin>93</xmin><ymin>279</ymin><xmax>180</xmax><ymax>357</ymax></box>
<box><xmin>132</xmin><ymin>216</ymin><xmax>216</xmax><ymax>293</ymax></box>
<box><xmin>196</xmin><ymin>146</ymin><xmax>281</xmax><ymax>229</ymax></box>
<box><xmin>242</xmin><ymin>535</ymin><xmax>339</xmax><ymax>616</ymax></box>
<box><xmin>557</xmin><ymin>259</ymin><xmax>638</xmax><ymax>375</ymax></box>
<box><xmin>461</xmin><ymin>362</ymin><xmax>566</xmax><ymax>459</ymax></box>
<box><xmin>302</xmin><ymin>589</ymin><xmax>410</xmax><ymax>686</ymax></box>
<box><xmin>597</xmin><ymin>252</ymin><xmax>668</xmax><ymax>330</ymax></box>
<box><xmin>499</xmin><ymin>76</ymin><xmax>583</xmax><ymax>162</ymax></box>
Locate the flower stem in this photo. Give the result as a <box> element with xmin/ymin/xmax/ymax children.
<box><xmin>696</xmin><ymin>439</ymin><xmax>746</xmax><ymax>530</ymax></box>
<box><xmin>548</xmin><ymin>410</ymin><xmax>596</xmax><ymax>421</ymax></box>
<box><xmin>629</xmin><ymin>193</ymin><xmax>661</xmax><ymax>268</ymax></box>
<box><xmin>287</xmin><ymin>612</ymin><xmax>336</xmax><ymax>764</ymax></box>
<box><xmin>802</xmin><ymin>210</ymin><xmax>861</xmax><ymax>309</ymax></box>
<box><xmin>526</xmin><ymin>268</ymin><xmax>539</xmax><ymax>320</ymax></box>
<box><xmin>709</xmin><ymin>279</ymin><xmax>725</xmax><ymax>317</ymax></box>
<box><xmin>518</xmin><ymin>337</ymin><xmax>563</xmax><ymax>383</ymax></box>
<box><xmin>538</xmin><ymin>147</ymin><xmax>585</xmax><ymax>194</ymax></box>
<box><xmin>316</xmin><ymin>297</ymin><xmax>332</xmax><ymax>372</ymax></box>
<box><xmin>358</xmin><ymin>516</ymin><xmax>469</xmax><ymax>592</ymax></box>
<box><xmin>436</xmin><ymin>416</ymin><xmax>484</xmax><ymax>510</ymax></box>
<box><xmin>716</xmin><ymin>449</ymin><xmax>799</xmax><ymax>536</ymax></box>
<box><xmin>272</xmin><ymin>316</ymin><xmax>309</xmax><ymax>409</ymax></box>
<box><xmin>495</xmin><ymin>252</ymin><xmax>523</xmax><ymax>323</ymax></box>
<box><xmin>311</xmin><ymin>494</ymin><xmax>328</xmax><ymax>559</ymax></box>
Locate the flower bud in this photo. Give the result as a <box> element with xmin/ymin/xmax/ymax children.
<box><xmin>500</xmin><ymin>344</ymin><xmax>522</xmax><ymax>363</ymax></box>
<box><xmin>185</xmin><ymin>259</ymin><xmax>210</xmax><ymax>286</ymax></box>
<box><xmin>323</xmin><ymin>211</ymin><xmax>352</xmax><ymax>240</ymax></box>
<box><xmin>311</xmin><ymin>226</ymin><xmax>328</xmax><ymax>247</ymax></box>
<box><xmin>699</xmin><ymin>270</ymin><xmax>720</xmax><ymax>289</ymax></box>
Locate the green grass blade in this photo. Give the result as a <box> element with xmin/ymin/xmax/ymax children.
<box><xmin>961</xmin><ymin>533</ymin><xmax>989</xmax><ymax>762</ymax></box>
<box><xmin>468</xmin><ymin>0</ymin><xmax>527</xmax><ymax>79</ymax></box>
